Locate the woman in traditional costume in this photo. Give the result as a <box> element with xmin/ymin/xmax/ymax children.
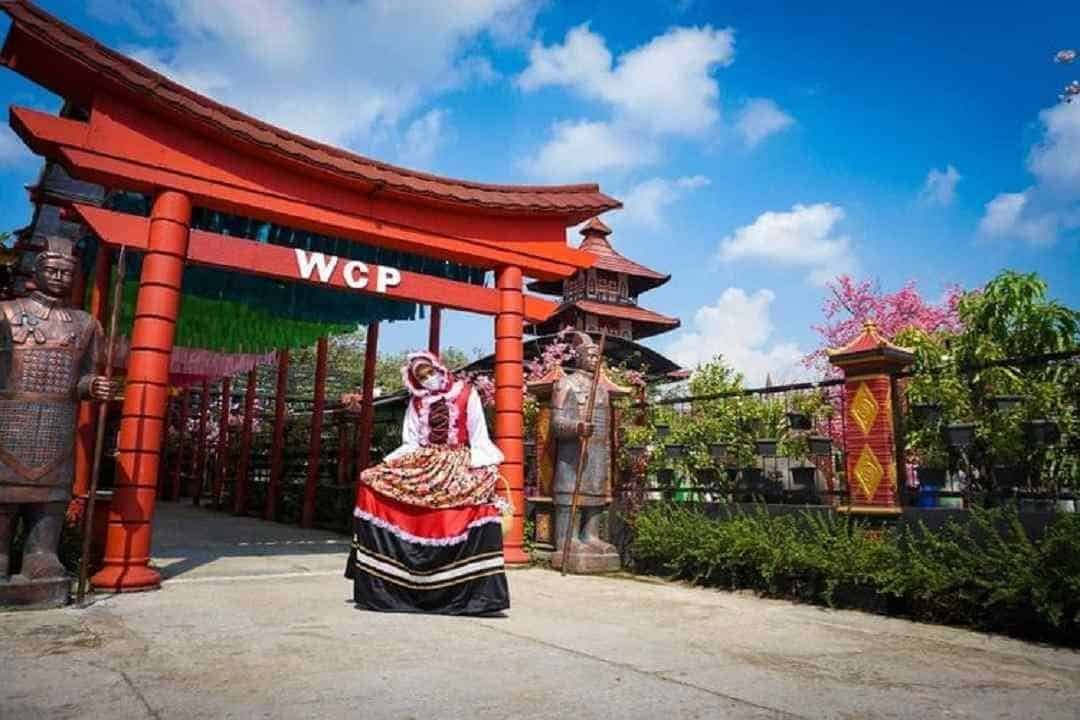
<box><xmin>347</xmin><ymin>352</ymin><xmax>510</xmax><ymax>615</ymax></box>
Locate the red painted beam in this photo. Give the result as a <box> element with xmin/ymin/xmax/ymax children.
<box><xmin>70</xmin><ymin>204</ymin><xmax>559</xmax><ymax>323</ymax></box>
<box><xmin>10</xmin><ymin>106</ymin><xmax>597</xmax><ymax>281</ymax></box>
<box><xmin>428</xmin><ymin>306</ymin><xmax>442</xmax><ymax>356</ymax></box>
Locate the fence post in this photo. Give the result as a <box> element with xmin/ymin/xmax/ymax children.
<box><xmin>826</xmin><ymin>321</ymin><xmax>914</xmax><ymax>515</ymax></box>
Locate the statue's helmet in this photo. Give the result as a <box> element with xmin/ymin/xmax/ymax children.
<box><xmin>565</xmin><ymin>331</ymin><xmax>600</xmax><ymax>371</ymax></box>
<box><xmin>33</xmin><ymin>236</ymin><xmax>78</xmax><ymax>297</ymax></box>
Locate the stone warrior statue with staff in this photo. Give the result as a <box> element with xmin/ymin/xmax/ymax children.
<box><xmin>550</xmin><ymin>331</ymin><xmax>628</xmax><ymax>574</ymax></box>
<box><xmin>0</xmin><ymin>237</ymin><xmax>118</xmax><ymax>605</ymax></box>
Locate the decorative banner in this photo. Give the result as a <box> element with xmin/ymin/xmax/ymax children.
<box><xmin>113</xmin><ymin>336</ymin><xmax>276</xmax><ymax>385</ymax></box>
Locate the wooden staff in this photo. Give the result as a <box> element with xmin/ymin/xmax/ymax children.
<box><xmin>76</xmin><ymin>246</ymin><xmax>126</xmax><ymax>603</ymax></box>
<box><xmin>560</xmin><ymin>331</ymin><xmax>607</xmax><ymax>576</ymax></box>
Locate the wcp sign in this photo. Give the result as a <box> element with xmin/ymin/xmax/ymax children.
<box><xmin>294</xmin><ymin>249</ymin><xmax>403</xmax><ymax>294</ymax></box>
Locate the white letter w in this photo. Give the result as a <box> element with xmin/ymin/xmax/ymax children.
<box><xmin>294</xmin><ymin>249</ymin><xmax>338</xmax><ymax>283</ymax></box>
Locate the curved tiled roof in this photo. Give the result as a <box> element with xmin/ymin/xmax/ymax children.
<box><xmin>531</xmin><ymin>299</ymin><xmax>681</xmax><ymax>340</ymax></box>
<box><xmin>0</xmin><ymin>1</ymin><xmax>620</xmax><ymax>219</ymax></box>
<box><xmin>528</xmin><ymin>218</ymin><xmax>671</xmax><ymax>295</ymax></box>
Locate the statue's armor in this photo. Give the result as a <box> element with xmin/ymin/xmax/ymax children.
<box><xmin>0</xmin><ymin>292</ymin><xmax>102</xmax><ymax>504</ymax></box>
<box><xmin>552</xmin><ymin>369</ymin><xmax>611</xmax><ymax>507</ymax></box>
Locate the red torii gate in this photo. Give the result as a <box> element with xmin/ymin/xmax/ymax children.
<box><xmin>0</xmin><ymin>0</ymin><xmax>619</xmax><ymax>592</ymax></box>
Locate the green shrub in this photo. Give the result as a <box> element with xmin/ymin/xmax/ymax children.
<box><xmin>629</xmin><ymin>504</ymin><xmax>1080</xmax><ymax>645</ymax></box>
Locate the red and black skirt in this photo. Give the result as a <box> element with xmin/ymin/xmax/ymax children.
<box><xmin>346</xmin><ymin>485</ymin><xmax>509</xmax><ymax>615</ymax></box>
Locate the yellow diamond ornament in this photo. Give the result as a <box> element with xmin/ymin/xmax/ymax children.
<box><xmin>853</xmin><ymin>446</ymin><xmax>885</xmax><ymax>500</ymax></box>
<box><xmin>850</xmin><ymin>382</ymin><xmax>879</xmax><ymax>435</ymax></box>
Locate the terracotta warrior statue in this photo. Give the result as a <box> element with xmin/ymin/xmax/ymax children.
<box><xmin>551</xmin><ymin>332</ymin><xmax>626</xmax><ymax>571</ymax></box>
<box><xmin>0</xmin><ymin>237</ymin><xmax>116</xmax><ymax>584</ymax></box>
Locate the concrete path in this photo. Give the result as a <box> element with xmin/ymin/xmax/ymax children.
<box><xmin>1</xmin><ymin>502</ymin><xmax>1078</xmax><ymax>719</ymax></box>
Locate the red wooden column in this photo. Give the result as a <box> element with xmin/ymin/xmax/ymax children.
<box><xmin>169</xmin><ymin>389</ymin><xmax>190</xmax><ymax>501</ymax></box>
<box><xmin>494</xmin><ymin>266</ymin><xmax>528</xmax><ymax>564</ymax></box>
<box><xmin>234</xmin><ymin>368</ymin><xmax>258</xmax><ymax>515</ymax></box>
<box><xmin>355</xmin><ymin>322</ymin><xmax>379</xmax><ymax>480</ymax></box>
<box><xmin>92</xmin><ymin>190</ymin><xmax>191</xmax><ymax>592</ymax></box>
<box><xmin>265</xmin><ymin>349</ymin><xmax>289</xmax><ymax>521</ymax></box>
<box><xmin>302</xmin><ymin>337</ymin><xmax>329</xmax><ymax>528</ymax></box>
<box><xmin>71</xmin><ymin>246</ymin><xmax>111</xmax><ymax>520</ymax></box>
<box><xmin>212</xmin><ymin>377</ymin><xmax>231</xmax><ymax>509</ymax></box>
<box><xmin>193</xmin><ymin>380</ymin><xmax>210</xmax><ymax>505</ymax></box>
<box><xmin>826</xmin><ymin>321</ymin><xmax>914</xmax><ymax>515</ymax></box>
<box><xmin>428</xmin><ymin>306</ymin><xmax>442</xmax><ymax>355</ymax></box>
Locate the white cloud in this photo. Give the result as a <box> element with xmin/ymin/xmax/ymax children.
<box><xmin>919</xmin><ymin>164</ymin><xmax>961</xmax><ymax>207</ymax></box>
<box><xmin>120</xmin><ymin>0</ymin><xmax>538</xmax><ymax>151</ymax></box>
<box><xmin>734</xmin><ymin>98</ymin><xmax>794</xmax><ymax>148</ymax></box>
<box><xmin>520</xmin><ymin>120</ymin><xmax>657</xmax><ymax>181</ymax></box>
<box><xmin>0</xmin><ymin>126</ymin><xmax>32</xmax><ymax>167</ymax></box>
<box><xmin>397</xmin><ymin>109</ymin><xmax>448</xmax><ymax>168</ymax></box>
<box><xmin>518</xmin><ymin>23</ymin><xmax>734</xmax><ymax>137</ymax></box>
<box><xmin>665</xmin><ymin>288</ymin><xmax>807</xmax><ymax>386</ymax></box>
<box><xmin>616</xmin><ymin>175</ymin><xmax>710</xmax><ymax>228</ymax></box>
<box><xmin>978</xmin><ymin>101</ymin><xmax>1080</xmax><ymax>246</ymax></box>
<box><xmin>717</xmin><ymin>203</ymin><xmax>856</xmax><ymax>285</ymax></box>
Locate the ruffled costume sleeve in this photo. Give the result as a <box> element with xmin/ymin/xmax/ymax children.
<box><xmin>382</xmin><ymin>399</ymin><xmax>421</xmax><ymax>462</ymax></box>
<box><xmin>466</xmin><ymin>388</ymin><xmax>504</xmax><ymax>468</ymax></box>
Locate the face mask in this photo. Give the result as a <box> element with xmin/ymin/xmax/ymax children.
<box><xmin>420</xmin><ymin>373</ymin><xmax>444</xmax><ymax>391</ymax></box>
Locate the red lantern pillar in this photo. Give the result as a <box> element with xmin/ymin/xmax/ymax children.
<box><xmin>193</xmin><ymin>380</ymin><xmax>210</xmax><ymax>505</ymax></box>
<box><xmin>170</xmin><ymin>389</ymin><xmax>190</xmax><ymax>501</ymax></box>
<box><xmin>826</xmin><ymin>321</ymin><xmax>914</xmax><ymax>515</ymax></box>
<box><xmin>71</xmin><ymin>246</ymin><xmax>111</xmax><ymax>521</ymax></box>
<box><xmin>265</xmin><ymin>349</ymin><xmax>289</xmax><ymax>521</ymax></box>
<box><xmin>302</xmin><ymin>337</ymin><xmax>329</xmax><ymax>528</ymax></box>
<box><xmin>495</xmin><ymin>266</ymin><xmax>528</xmax><ymax>564</ymax></box>
<box><xmin>92</xmin><ymin>190</ymin><xmax>190</xmax><ymax>592</ymax></box>
<box><xmin>212</xmin><ymin>377</ymin><xmax>231</xmax><ymax>509</ymax></box>
<box><xmin>355</xmin><ymin>322</ymin><xmax>379</xmax><ymax>479</ymax></box>
<box><xmin>234</xmin><ymin>368</ymin><xmax>258</xmax><ymax>515</ymax></box>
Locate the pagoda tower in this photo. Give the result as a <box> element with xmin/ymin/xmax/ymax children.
<box><xmin>527</xmin><ymin>218</ymin><xmax>680</xmax><ymax>341</ymax></box>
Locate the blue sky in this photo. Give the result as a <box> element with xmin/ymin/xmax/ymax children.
<box><xmin>1</xmin><ymin>1</ymin><xmax>1077</xmax><ymax>383</ymax></box>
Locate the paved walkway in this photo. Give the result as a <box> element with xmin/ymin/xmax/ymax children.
<box><xmin>2</xmin><ymin>502</ymin><xmax>1078</xmax><ymax>719</ymax></box>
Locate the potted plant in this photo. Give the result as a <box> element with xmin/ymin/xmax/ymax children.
<box><xmin>664</xmin><ymin>443</ymin><xmax>687</xmax><ymax>461</ymax></box>
<box><xmin>709</xmin><ymin>441</ymin><xmax>729</xmax><ymax>464</ymax></box>
<box><xmin>785</xmin><ymin>411</ymin><xmax>812</xmax><ymax>431</ymax></box>
<box><xmin>988</xmin><ymin>395</ymin><xmax>1024</xmax><ymax>412</ymax></box>
<box><xmin>1024</xmin><ymin>419</ymin><xmax>1060</xmax><ymax>446</ymax></box>
<box><xmin>755</xmin><ymin>438</ymin><xmax>778</xmax><ymax>457</ymax></box>
<box><xmin>808</xmin><ymin>436</ymin><xmax>832</xmax><ymax>456</ymax></box>
<box><xmin>910</xmin><ymin>403</ymin><xmax>943</xmax><ymax>425</ymax></box>
<box><xmin>944</xmin><ymin>422</ymin><xmax>976</xmax><ymax>448</ymax></box>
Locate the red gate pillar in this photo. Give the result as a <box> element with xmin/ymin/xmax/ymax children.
<box><xmin>193</xmin><ymin>380</ymin><xmax>210</xmax><ymax>505</ymax></box>
<box><xmin>826</xmin><ymin>320</ymin><xmax>914</xmax><ymax>515</ymax></box>
<box><xmin>169</xmin><ymin>389</ymin><xmax>190</xmax><ymax>501</ymax></box>
<box><xmin>494</xmin><ymin>266</ymin><xmax>528</xmax><ymax>564</ymax></box>
<box><xmin>92</xmin><ymin>190</ymin><xmax>191</xmax><ymax>592</ymax></box>
<box><xmin>428</xmin><ymin>306</ymin><xmax>442</xmax><ymax>355</ymax></box>
<box><xmin>212</xmin><ymin>377</ymin><xmax>231</xmax><ymax>509</ymax></box>
<box><xmin>302</xmin><ymin>337</ymin><xmax>329</xmax><ymax>528</ymax></box>
<box><xmin>355</xmin><ymin>322</ymin><xmax>379</xmax><ymax>480</ymax></box>
<box><xmin>71</xmin><ymin>246</ymin><xmax>111</xmax><ymax>521</ymax></box>
<box><xmin>265</xmin><ymin>349</ymin><xmax>289</xmax><ymax>521</ymax></box>
<box><xmin>234</xmin><ymin>368</ymin><xmax>258</xmax><ymax>515</ymax></box>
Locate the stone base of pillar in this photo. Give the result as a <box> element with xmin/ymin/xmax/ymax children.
<box><xmin>91</xmin><ymin>563</ymin><xmax>161</xmax><ymax>593</ymax></box>
<box><xmin>550</xmin><ymin>551</ymin><xmax>620</xmax><ymax>574</ymax></box>
<box><xmin>0</xmin><ymin>575</ymin><xmax>70</xmax><ymax>610</ymax></box>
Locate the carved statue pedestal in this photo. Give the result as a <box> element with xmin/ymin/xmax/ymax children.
<box><xmin>550</xmin><ymin>551</ymin><xmax>620</xmax><ymax>575</ymax></box>
<box><xmin>0</xmin><ymin>574</ymin><xmax>70</xmax><ymax>610</ymax></box>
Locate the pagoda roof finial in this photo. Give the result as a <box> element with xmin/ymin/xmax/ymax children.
<box><xmin>580</xmin><ymin>217</ymin><xmax>612</xmax><ymax>236</ymax></box>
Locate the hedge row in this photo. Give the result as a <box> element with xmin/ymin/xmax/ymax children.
<box><xmin>629</xmin><ymin>504</ymin><xmax>1080</xmax><ymax>645</ymax></box>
